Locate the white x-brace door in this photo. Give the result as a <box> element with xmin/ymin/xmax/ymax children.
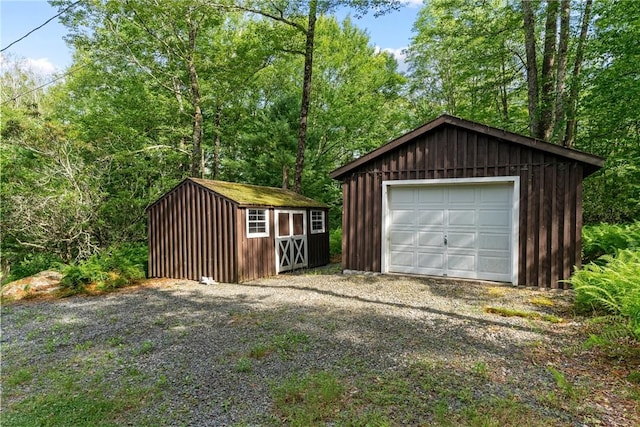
<box><xmin>275</xmin><ymin>210</ymin><xmax>308</xmax><ymax>273</ymax></box>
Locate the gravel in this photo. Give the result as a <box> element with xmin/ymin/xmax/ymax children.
<box><xmin>1</xmin><ymin>269</ymin><xmax>578</xmax><ymax>425</ymax></box>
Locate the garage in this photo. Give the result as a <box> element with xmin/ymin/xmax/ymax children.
<box><xmin>330</xmin><ymin>114</ymin><xmax>605</xmax><ymax>289</ymax></box>
<box><xmin>383</xmin><ymin>178</ymin><xmax>518</xmax><ymax>283</ymax></box>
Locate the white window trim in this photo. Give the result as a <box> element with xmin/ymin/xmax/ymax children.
<box><xmin>381</xmin><ymin>177</ymin><xmax>520</xmax><ymax>285</ymax></box>
<box><xmin>247</xmin><ymin>208</ymin><xmax>269</xmax><ymax>238</ymax></box>
<box><xmin>310</xmin><ymin>210</ymin><xmax>325</xmax><ymax>234</ymax></box>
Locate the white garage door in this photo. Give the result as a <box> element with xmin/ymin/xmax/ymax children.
<box><xmin>385</xmin><ymin>182</ymin><xmax>515</xmax><ymax>282</ymax></box>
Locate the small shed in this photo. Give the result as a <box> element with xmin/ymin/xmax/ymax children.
<box><xmin>147</xmin><ymin>178</ymin><xmax>329</xmax><ymax>283</ymax></box>
<box><xmin>330</xmin><ymin>115</ymin><xmax>604</xmax><ymax>289</ymax></box>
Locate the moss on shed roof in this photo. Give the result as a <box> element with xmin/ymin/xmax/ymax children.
<box><xmin>189</xmin><ymin>178</ymin><xmax>327</xmax><ymax>208</ymax></box>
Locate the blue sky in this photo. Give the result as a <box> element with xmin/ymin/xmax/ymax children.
<box><xmin>1</xmin><ymin>0</ymin><xmax>422</xmax><ymax>74</ymax></box>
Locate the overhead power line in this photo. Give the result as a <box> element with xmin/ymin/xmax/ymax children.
<box><xmin>1</xmin><ymin>62</ymin><xmax>88</xmax><ymax>105</ymax></box>
<box><xmin>1</xmin><ymin>1</ymin><xmax>81</xmax><ymax>52</ymax></box>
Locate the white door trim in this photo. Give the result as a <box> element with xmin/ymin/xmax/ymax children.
<box><xmin>275</xmin><ymin>210</ymin><xmax>308</xmax><ymax>273</ymax></box>
<box><xmin>381</xmin><ymin>177</ymin><xmax>519</xmax><ymax>284</ymax></box>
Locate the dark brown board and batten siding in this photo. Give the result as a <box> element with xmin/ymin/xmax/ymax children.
<box><xmin>148</xmin><ymin>178</ymin><xmax>329</xmax><ymax>283</ymax></box>
<box><xmin>331</xmin><ymin>115</ymin><xmax>604</xmax><ymax>289</ymax></box>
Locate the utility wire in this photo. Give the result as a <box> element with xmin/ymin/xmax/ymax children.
<box><xmin>1</xmin><ymin>1</ymin><xmax>81</xmax><ymax>52</ymax></box>
<box><xmin>1</xmin><ymin>62</ymin><xmax>88</xmax><ymax>105</ymax></box>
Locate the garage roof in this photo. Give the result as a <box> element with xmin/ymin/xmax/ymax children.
<box><xmin>330</xmin><ymin>114</ymin><xmax>605</xmax><ymax>180</ymax></box>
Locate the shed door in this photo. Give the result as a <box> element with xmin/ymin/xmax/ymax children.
<box><xmin>275</xmin><ymin>210</ymin><xmax>308</xmax><ymax>273</ymax></box>
<box><xmin>386</xmin><ymin>183</ymin><xmax>514</xmax><ymax>282</ymax></box>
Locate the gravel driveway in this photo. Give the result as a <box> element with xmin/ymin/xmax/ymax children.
<box><xmin>1</xmin><ymin>270</ymin><xmax>597</xmax><ymax>425</ymax></box>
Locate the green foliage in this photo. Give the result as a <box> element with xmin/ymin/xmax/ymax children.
<box><xmin>569</xmin><ymin>249</ymin><xmax>640</xmax><ymax>339</ymax></box>
<box><xmin>60</xmin><ymin>244</ymin><xmax>147</xmax><ymax>292</ymax></box>
<box><xmin>1</xmin><ymin>253</ymin><xmax>63</xmax><ymax>285</ymax></box>
<box><xmin>272</xmin><ymin>371</ymin><xmax>344</xmax><ymax>426</ymax></box>
<box><xmin>330</xmin><ymin>228</ymin><xmax>342</xmax><ymax>256</ymax></box>
<box><xmin>582</xmin><ymin>222</ymin><xmax>640</xmax><ymax>263</ymax></box>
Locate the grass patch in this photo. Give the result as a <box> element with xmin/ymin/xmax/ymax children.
<box><xmin>234</xmin><ymin>357</ymin><xmax>252</xmax><ymax>373</ymax></box>
<box><xmin>529</xmin><ymin>296</ymin><xmax>555</xmax><ymax>307</ymax></box>
<box><xmin>4</xmin><ymin>368</ymin><xmax>34</xmax><ymax>387</ymax></box>
<box><xmin>1</xmin><ymin>363</ymin><xmax>160</xmax><ymax>427</ymax></box>
<box><xmin>484</xmin><ymin>306</ymin><xmax>563</xmax><ymax>323</ymax></box>
<box><xmin>272</xmin><ymin>371</ymin><xmax>344</xmax><ymax>426</ymax></box>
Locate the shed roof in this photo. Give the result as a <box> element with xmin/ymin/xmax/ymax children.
<box><xmin>189</xmin><ymin>178</ymin><xmax>327</xmax><ymax>208</ymax></box>
<box><xmin>330</xmin><ymin>114</ymin><xmax>605</xmax><ymax>180</ymax></box>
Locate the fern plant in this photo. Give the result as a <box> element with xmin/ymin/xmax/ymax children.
<box><xmin>570</xmin><ymin>249</ymin><xmax>640</xmax><ymax>339</ymax></box>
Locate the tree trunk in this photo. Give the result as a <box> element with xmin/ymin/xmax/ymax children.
<box><xmin>564</xmin><ymin>0</ymin><xmax>593</xmax><ymax>147</ymax></box>
<box><xmin>212</xmin><ymin>105</ymin><xmax>222</xmax><ymax>179</ymax></box>
<box><xmin>522</xmin><ymin>0</ymin><xmax>540</xmax><ymax>138</ymax></box>
<box><xmin>540</xmin><ymin>0</ymin><xmax>559</xmax><ymax>141</ymax></box>
<box><xmin>188</xmin><ymin>22</ymin><xmax>203</xmax><ymax>178</ymax></box>
<box><xmin>293</xmin><ymin>0</ymin><xmax>317</xmax><ymax>194</ymax></box>
<box><xmin>282</xmin><ymin>164</ymin><xmax>290</xmax><ymax>190</ymax></box>
<box><xmin>553</xmin><ymin>0</ymin><xmax>570</xmax><ymax>143</ymax></box>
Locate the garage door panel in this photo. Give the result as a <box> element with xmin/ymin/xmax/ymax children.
<box><xmin>389</xmin><ymin>230</ymin><xmax>415</xmax><ymax>246</ymax></box>
<box><xmin>391</xmin><ymin>209</ymin><xmax>416</xmax><ymax>226</ymax></box>
<box><xmin>390</xmin><ymin>187</ymin><xmax>415</xmax><ymax>204</ymax></box>
<box><xmin>417</xmin><ymin>231</ymin><xmax>444</xmax><ymax>248</ymax></box>
<box><xmin>478</xmin><ymin>233</ymin><xmax>510</xmax><ymax>250</ymax></box>
<box><xmin>418</xmin><ymin>188</ymin><xmax>445</xmax><ymax>203</ymax></box>
<box><xmin>418</xmin><ymin>210</ymin><xmax>444</xmax><ymax>226</ymax></box>
<box><xmin>447</xmin><ymin>232</ymin><xmax>476</xmax><ymax>249</ymax></box>
<box><xmin>478</xmin><ymin>255</ymin><xmax>510</xmax><ymax>276</ymax></box>
<box><xmin>478</xmin><ymin>210</ymin><xmax>510</xmax><ymax>227</ymax></box>
<box><xmin>449</xmin><ymin>187</ymin><xmax>476</xmax><ymax>203</ymax></box>
<box><xmin>447</xmin><ymin>254</ymin><xmax>476</xmax><ymax>273</ymax></box>
<box><xmin>481</xmin><ymin>185</ymin><xmax>511</xmax><ymax>203</ymax></box>
<box><xmin>448</xmin><ymin>210</ymin><xmax>476</xmax><ymax>226</ymax></box>
<box><xmin>417</xmin><ymin>252</ymin><xmax>444</xmax><ymax>269</ymax></box>
<box><xmin>389</xmin><ymin>251</ymin><xmax>414</xmax><ymax>268</ymax></box>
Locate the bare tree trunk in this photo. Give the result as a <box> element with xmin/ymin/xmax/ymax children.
<box><xmin>564</xmin><ymin>0</ymin><xmax>593</xmax><ymax>147</ymax></box>
<box><xmin>500</xmin><ymin>55</ymin><xmax>509</xmax><ymax>123</ymax></box>
<box><xmin>212</xmin><ymin>105</ymin><xmax>222</xmax><ymax>179</ymax></box>
<box><xmin>553</xmin><ymin>0</ymin><xmax>570</xmax><ymax>143</ymax></box>
<box><xmin>293</xmin><ymin>0</ymin><xmax>317</xmax><ymax>194</ymax></box>
<box><xmin>282</xmin><ymin>165</ymin><xmax>290</xmax><ymax>190</ymax></box>
<box><xmin>187</xmin><ymin>21</ymin><xmax>203</xmax><ymax>178</ymax></box>
<box><xmin>540</xmin><ymin>0</ymin><xmax>558</xmax><ymax>141</ymax></box>
<box><xmin>522</xmin><ymin>0</ymin><xmax>540</xmax><ymax>138</ymax></box>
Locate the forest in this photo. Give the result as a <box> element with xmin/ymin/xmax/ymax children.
<box><xmin>1</xmin><ymin>0</ymin><xmax>639</xmax><ymax>280</ymax></box>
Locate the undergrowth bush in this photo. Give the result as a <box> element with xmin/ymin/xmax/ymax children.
<box><xmin>582</xmin><ymin>222</ymin><xmax>640</xmax><ymax>263</ymax></box>
<box><xmin>569</xmin><ymin>249</ymin><xmax>640</xmax><ymax>339</ymax></box>
<box><xmin>60</xmin><ymin>244</ymin><xmax>147</xmax><ymax>292</ymax></box>
<box><xmin>330</xmin><ymin>228</ymin><xmax>342</xmax><ymax>257</ymax></box>
<box><xmin>2</xmin><ymin>253</ymin><xmax>64</xmax><ymax>285</ymax></box>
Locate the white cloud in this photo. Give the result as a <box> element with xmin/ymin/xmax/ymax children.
<box><xmin>376</xmin><ymin>46</ymin><xmax>408</xmax><ymax>72</ymax></box>
<box><xmin>400</xmin><ymin>0</ymin><xmax>424</xmax><ymax>7</ymax></box>
<box><xmin>24</xmin><ymin>57</ymin><xmax>58</xmax><ymax>75</ymax></box>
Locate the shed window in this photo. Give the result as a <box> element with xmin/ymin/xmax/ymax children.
<box><xmin>311</xmin><ymin>210</ymin><xmax>325</xmax><ymax>234</ymax></box>
<box><xmin>247</xmin><ymin>209</ymin><xmax>269</xmax><ymax>238</ymax></box>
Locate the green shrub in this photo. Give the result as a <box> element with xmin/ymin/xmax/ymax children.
<box><xmin>582</xmin><ymin>222</ymin><xmax>640</xmax><ymax>264</ymax></box>
<box><xmin>2</xmin><ymin>253</ymin><xmax>63</xmax><ymax>285</ymax></box>
<box><xmin>60</xmin><ymin>244</ymin><xmax>147</xmax><ymax>292</ymax></box>
<box><xmin>569</xmin><ymin>249</ymin><xmax>640</xmax><ymax>339</ymax></box>
<box><xmin>330</xmin><ymin>228</ymin><xmax>342</xmax><ymax>257</ymax></box>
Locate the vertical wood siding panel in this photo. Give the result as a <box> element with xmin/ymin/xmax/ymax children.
<box><xmin>357</xmin><ymin>173</ymin><xmax>365</xmax><ymax>270</ymax></box>
<box><xmin>238</xmin><ymin>209</ymin><xmax>245</xmax><ymax>281</ymax></box>
<box><xmin>550</xmin><ymin>160</ymin><xmax>559</xmax><ymax>288</ymax></box>
<box><xmin>373</xmin><ymin>171</ymin><xmax>382</xmax><ymax>271</ymax></box>
<box><xmin>364</xmin><ymin>172</ymin><xmax>372</xmax><ymax>269</ymax></box>
<box><xmin>342</xmin><ymin>182</ymin><xmax>349</xmax><ymax>269</ymax></box>
<box><xmin>575</xmin><ymin>165</ymin><xmax>583</xmax><ymax>275</ymax></box>
<box><xmin>563</xmin><ymin>167</ymin><xmax>572</xmax><ymax>281</ymax></box>
<box><xmin>526</xmin><ymin>151</ymin><xmax>535</xmax><ymax>285</ymax></box>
